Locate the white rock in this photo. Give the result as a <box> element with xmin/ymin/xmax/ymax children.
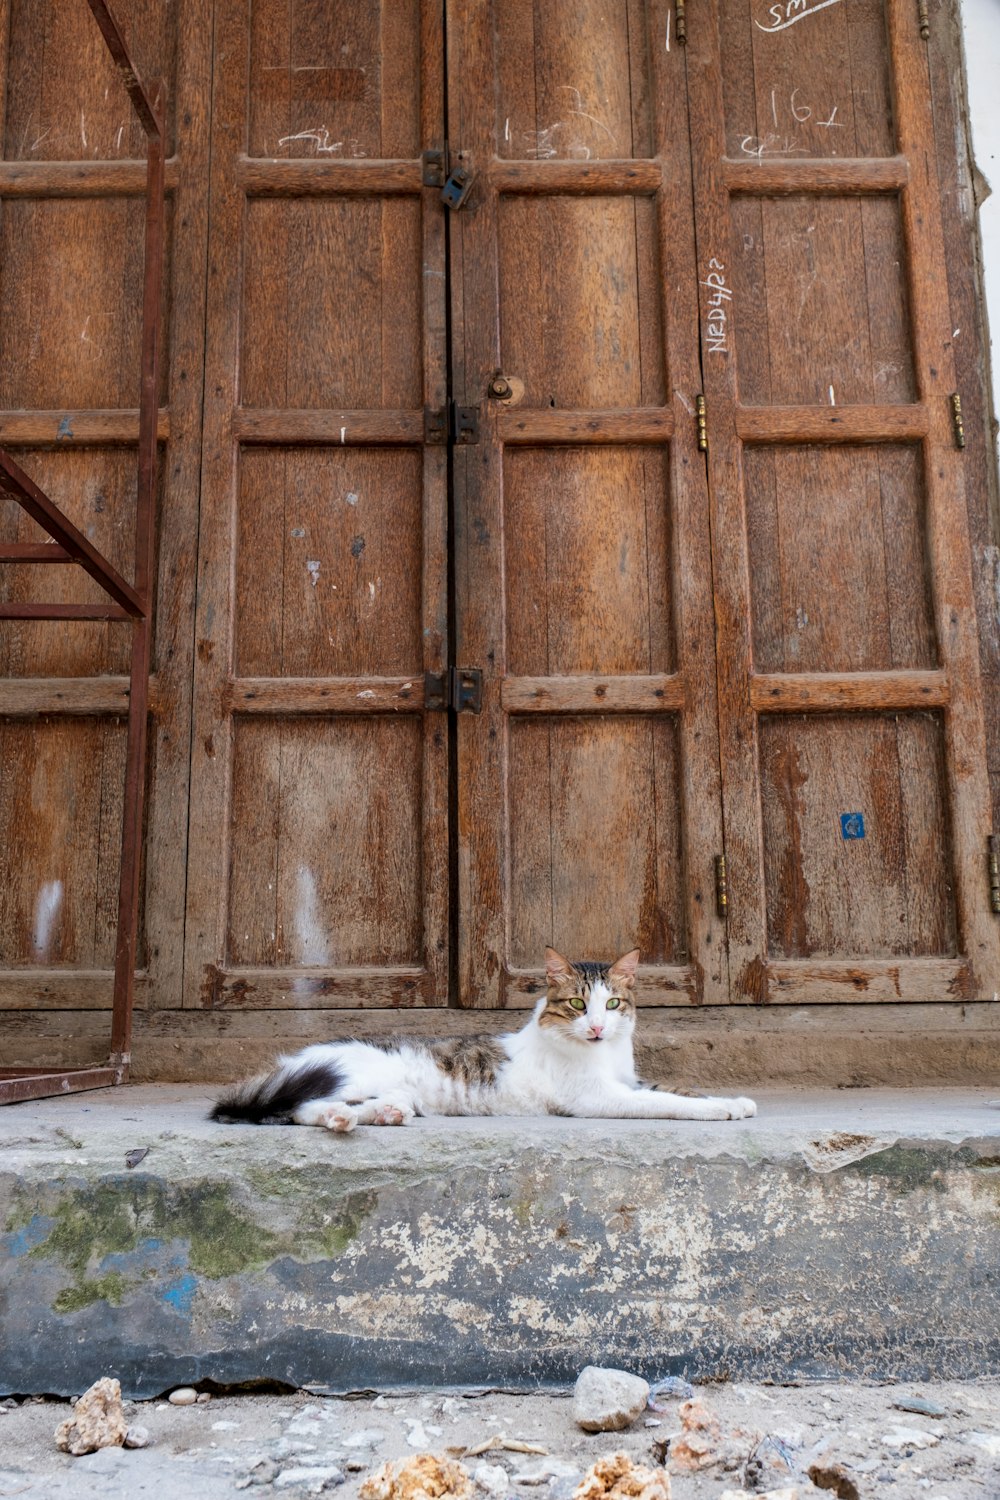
<box><xmin>883</xmin><ymin>1427</ymin><xmax>940</xmax><ymax>1451</ymax></box>
<box><xmin>473</xmin><ymin>1462</ymin><xmax>510</xmax><ymax>1496</ymax></box>
<box><xmin>124</xmin><ymin>1424</ymin><xmax>151</xmax><ymax>1449</ymax></box>
<box><xmin>969</xmin><ymin>1432</ymin><xmax>1000</xmax><ymax>1458</ymax></box>
<box><xmin>572</xmin><ymin>1366</ymin><xmax>650</xmax><ymax>1433</ymax></box>
<box><xmin>275</xmin><ymin>1462</ymin><xmax>345</xmax><ymax>1491</ymax></box>
<box><xmin>168</xmin><ymin>1387</ymin><xmax>199</xmax><ymax>1406</ymax></box>
<box><xmin>344</xmin><ymin>1428</ymin><xmax>387</xmax><ymax>1449</ymax></box>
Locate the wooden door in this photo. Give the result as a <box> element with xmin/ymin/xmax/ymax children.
<box><xmin>688</xmin><ymin>0</ymin><xmax>1000</xmax><ymax>1000</ymax></box>
<box><xmin>183</xmin><ymin>0</ymin><xmax>450</xmax><ymax>1010</ymax></box>
<box><xmin>448</xmin><ymin>0</ymin><xmax>730</xmax><ymax>1006</ymax></box>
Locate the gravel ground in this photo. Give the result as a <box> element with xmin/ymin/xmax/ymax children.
<box><xmin>1</xmin><ymin>1380</ymin><xmax>999</xmax><ymax>1500</ymax></box>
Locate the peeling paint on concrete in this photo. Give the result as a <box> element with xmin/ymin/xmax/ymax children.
<box><xmin>1</xmin><ymin>1093</ymin><xmax>999</xmax><ymax>1397</ymax></box>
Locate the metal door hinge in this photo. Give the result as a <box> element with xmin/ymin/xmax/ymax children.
<box><xmin>989</xmin><ymin>835</ymin><xmax>1000</xmax><ymax>914</ymax></box>
<box><xmin>423</xmin><ymin>402</ymin><xmax>481</xmax><ymax>446</ymax></box>
<box><xmin>696</xmin><ymin>394</ymin><xmax>708</xmax><ymax>452</ymax></box>
<box><xmin>917</xmin><ymin>0</ymin><xmax>930</xmax><ymax>38</ymax></box>
<box><xmin>715</xmin><ymin>854</ymin><xmax>728</xmax><ymax>919</ymax></box>
<box><xmin>951</xmin><ymin>392</ymin><xmax>966</xmax><ymax>449</ymax></box>
<box><xmin>421</xmin><ymin>146</ymin><xmax>474</xmax><ymax>209</ymax></box>
<box><xmin>676</xmin><ymin>0</ymin><xmax>687</xmax><ymax>44</ymax></box>
<box><xmin>424</xmin><ymin>667</ymin><xmax>483</xmax><ymax>713</ymax></box>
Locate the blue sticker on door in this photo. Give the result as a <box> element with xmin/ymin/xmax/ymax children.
<box><xmin>840</xmin><ymin>812</ymin><xmax>866</xmax><ymax>840</ymax></box>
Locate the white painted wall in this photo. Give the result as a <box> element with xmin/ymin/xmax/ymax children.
<box><xmin>961</xmin><ymin>0</ymin><xmax>1000</xmax><ymax>464</ymax></box>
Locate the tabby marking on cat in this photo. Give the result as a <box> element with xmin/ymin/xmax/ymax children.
<box><xmin>210</xmin><ymin>948</ymin><xmax>757</xmax><ymax>1129</ymax></box>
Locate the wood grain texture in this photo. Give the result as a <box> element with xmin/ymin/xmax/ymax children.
<box><xmin>751</xmin><ymin>671</ymin><xmax>948</xmax><ymax>712</ymax></box>
<box><xmin>0</xmin><ymin>159</ymin><xmax>180</xmax><ymax>194</ymax></box>
<box><xmin>183</xmin><ymin>0</ymin><xmax>448</xmax><ymax>1010</ymax></box>
<box><xmin>737</xmin><ymin>406</ymin><xmax>927</xmax><ymax>442</ymax></box>
<box><xmin>0</xmin><ymin>410</ymin><xmax>169</xmax><ymax>443</ymax></box>
<box><xmin>503</xmin><ymin>675</ymin><xmax>685</xmax><ymax>714</ymax></box>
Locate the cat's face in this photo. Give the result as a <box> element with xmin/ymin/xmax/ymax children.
<box><xmin>539</xmin><ymin>948</ymin><xmax>640</xmax><ymax>1046</ymax></box>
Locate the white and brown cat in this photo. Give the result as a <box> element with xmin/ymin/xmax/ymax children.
<box><xmin>211</xmin><ymin>948</ymin><xmax>757</xmax><ymax>1129</ymax></box>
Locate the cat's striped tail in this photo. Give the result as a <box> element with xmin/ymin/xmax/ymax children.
<box><xmin>210</xmin><ymin>1059</ymin><xmax>345</xmax><ymax>1124</ymax></box>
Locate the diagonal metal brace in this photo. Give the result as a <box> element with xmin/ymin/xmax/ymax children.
<box><xmin>0</xmin><ymin>448</ymin><xmax>145</xmax><ymax>617</ymax></box>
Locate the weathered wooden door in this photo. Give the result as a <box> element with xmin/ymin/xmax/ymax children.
<box><xmin>686</xmin><ymin>0</ymin><xmax>999</xmax><ymax>1002</ymax></box>
<box><xmin>447</xmin><ymin>0</ymin><xmax>729</xmax><ymax>1006</ymax></box>
<box><xmin>446</xmin><ymin>0</ymin><xmax>1000</xmax><ymax>1006</ymax></box>
<box><xmin>183</xmin><ymin>1</ymin><xmax>450</xmax><ymax>1009</ymax></box>
<box><xmin>180</xmin><ymin>0</ymin><xmax>1000</xmax><ymax>1013</ymax></box>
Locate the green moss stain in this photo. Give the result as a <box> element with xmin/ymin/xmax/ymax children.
<box><xmin>9</xmin><ymin>1173</ymin><xmax>377</xmax><ymax>1317</ymax></box>
<box><xmin>845</xmin><ymin>1145</ymin><xmax>959</xmax><ymax>1194</ymax></box>
<box><xmin>53</xmin><ymin>1271</ymin><xmax>130</xmax><ymax>1314</ymax></box>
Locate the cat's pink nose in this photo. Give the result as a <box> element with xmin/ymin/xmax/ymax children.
<box><xmin>588</xmin><ymin>1025</ymin><xmax>604</xmax><ymax>1039</ymax></box>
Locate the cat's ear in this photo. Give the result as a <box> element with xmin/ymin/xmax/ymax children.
<box><xmin>544</xmin><ymin>947</ymin><xmax>574</xmax><ymax>984</ymax></box>
<box><xmin>609</xmin><ymin>949</ymin><xmax>640</xmax><ymax>987</ymax></box>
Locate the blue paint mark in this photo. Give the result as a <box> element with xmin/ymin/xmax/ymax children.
<box><xmin>56</xmin><ymin>416</ymin><xmax>74</xmax><ymax>441</ymax></box>
<box><xmin>161</xmin><ymin>1274</ymin><xmax>198</xmax><ymax>1317</ymax></box>
<box><xmin>4</xmin><ymin>1215</ymin><xmax>54</xmax><ymax>1257</ymax></box>
<box><xmin>840</xmin><ymin>812</ymin><xmax>866</xmax><ymax>840</ymax></box>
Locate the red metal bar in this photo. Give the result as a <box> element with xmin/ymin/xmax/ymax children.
<box><xmin>111</xmin><ymin>77</ymin><xmax>166</xmax><ymax>1068</ymax></box>
<box><xmin>84</xmin><ymin>0</ymin><xmax>164</xmax><ymax>142</ymax></box>
<box><xmin>0</xmin><ymin>1067</ymin><xmax>124</xmax><ymax>1105</ymax></box>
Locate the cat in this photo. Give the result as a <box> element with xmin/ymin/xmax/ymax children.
<box><xmin>210</xmin><ymin>947</ymin><xmax>757</xmax><ymax>1129</ymax></box>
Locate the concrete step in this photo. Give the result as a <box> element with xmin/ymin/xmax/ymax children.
<box><xmin>2</xmin><ymin>1087</ymin><xmax>999</xmax><ymax>1398</ymax></box>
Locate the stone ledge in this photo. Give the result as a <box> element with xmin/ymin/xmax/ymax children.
<box><xmin>1</xmin><ymin>1087</ymin><xmax>999</xmax><ymax>1397</ymax></box>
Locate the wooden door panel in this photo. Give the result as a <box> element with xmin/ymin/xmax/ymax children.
<box><xmin>185</xmin><ymin>0</ymin><xmax>448</xmax><ymax>1013</ymax></box>
<box><xmin>760</xmin><ymin>711</ymin><xmax>957</xmax><ymax>959</ymax></box>
<box><xmin>690</xmin><ymin>0</ymin><xmax>1000</xmax><ymax>1000</ymax></box>
<box><xmin>744</xmin><ymin>445</ymin><xmax>937</xmax><ymax>674</ymax></box>
<box><xmin>719</xmin><ymin>0</ymin><xmax>895</xmax><ymax>160</ymax></box>
<box><xmin>451</xmin><ymin>0</ymin><xmax>728</xmax><ymax>1006</ymax></box>
<box><xmin>507</xmin><ymin>715</ymin><xmax>686</xmax><ymax>972</ymax></box>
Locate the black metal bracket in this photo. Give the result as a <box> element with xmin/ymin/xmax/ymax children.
<box><xmin>424</xmin><ymin>667</ymin><xmax>483</xmax><ymax>714</ymax></box>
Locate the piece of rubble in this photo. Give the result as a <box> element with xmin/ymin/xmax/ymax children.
<box><xmin>511</xmin><ymin>1460</ymin><xmax>581</xmax><ymax>1487</ymax></box>
<box><xmin>472</xmin><ymin>1462</ymin><xmax>510</xmax><ymax>1496</ymax></box>
<box><xmin>667</xmin><ymin>1399</ymin><xmax>722</xmax><ymax>1473</ymax></box>
<box><xmin>647</xmin><ymin>1377</ymin><xmax>695</xmax><ymax>1409</ymax></box>
<box><xmin>572</xmin><ymin>1451</ymin><xmax>670</xmax><ymax>1500</ymax></box>
<box><xmin>124</xmin><ymin>1424</ymin><xmax>151</xmax><ymax>1449</ymax></box>
<box><xmin>719</xmin><ymin>1489</ymin><xmax>803</xmax><ymax>1500</ymax></box>
<box><xmin>881</xmin><ymin>1426</ymin><xmax>940</xmax><ymax>1451</ymax></box>
<box><xmin>807</xmin><ymin>1461</ymin><xmax>860</xmax><ymax>1500</ymax></box>
<box><xmin>573</xmin><ymin>1367</ymin><xmax>651</xmax><ymax>1433</ymax></box>
<box><xmin>167</xmin><ymin>1386</ymin><xmax>199</xmax><ymax>1406</ymax></box>
<box><xmin>275</xmin><ymin>1462</ymin><xmax>345</xmax><ymax>1490</ymax></box>
<box><xmin>969</xmin><ymin>1432</ymin><xmax>1000</xmax><ymax>1458</ymax></box>
<box><xmin>361</xmin><ymin>1453</ymin><xmax>473</xmax><ymax>1500</ymax></box>
<box><xmin>745</xmin><ymin>1435</ymin><xmax>798</xmax><ymax>1490</ymax></box>
<box><xmin>891</xmin><ymin>1396</ymin><xmax>946</xmax><ymax>1419</ymax></box>
<box><xmin>54</xmin><ymin>1377</ymin><xmax>127</xmax><ymax>1457</ymax></box>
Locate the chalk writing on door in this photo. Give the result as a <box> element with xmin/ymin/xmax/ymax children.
<box><xmin>702</xmin><ymin>259</ymin><xmax>732</xmax><ymax>355</ymax></box>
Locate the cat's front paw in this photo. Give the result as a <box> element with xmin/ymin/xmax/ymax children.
<box><xmin>371</xmin><ymin>1100</ymin><xmax>413</xmax><ymax>1127</ymax></box>
<box><xmin>726</xmin><ymin>1096</ymin><xmax>757</xmax><ymax>1119</ymax></box>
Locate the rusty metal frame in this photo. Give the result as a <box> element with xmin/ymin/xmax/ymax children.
<box><xmin>0</xmin><ymin>0</ymin><xmax>164</xmax><ymax>1105</ymax></box>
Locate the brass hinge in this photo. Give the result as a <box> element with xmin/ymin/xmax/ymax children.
<box><xmin>424</xmin><ymin>667</ymin><xmax>483</xmax><ymax>714</ymax></box>
<box><xmin>950</xmin><ymin>391</ymin><xmax>966</xmax><ymax>449</ymax></box>
<box><xmin>917</xmin><ymin>0</ymin><xmax>930</xmax><ymax>39</ymax></box>
<box><xmin>715</xmin><ymin>854</ymin><xmax>728</xmax><ymax>919</ymax></box>
<box><xmin>696</xmin><ymin>394</ymin><xmax>708</xmax><ymax>452</ymax></box>
<box><xmin>676</xmin><ymin>0</ymin><xmax>687</xmax><ymax>44</ymax></box>
<box><xmin>989</xmin><ymin>835</ymin><xmax>1000</xmax><ymax>914</ymax></box>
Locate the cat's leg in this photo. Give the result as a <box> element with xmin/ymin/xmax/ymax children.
<box><xmin>293</xmin><ymin>1097</ymin><xmax>360</xmax><ymax>1132</ymax></box>
<box><xmin>582</xmin><ymin>1083</ymin><xmax>756</xmax><ymax>1121</ymax></box>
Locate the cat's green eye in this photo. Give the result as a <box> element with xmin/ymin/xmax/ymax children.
<box><xmin>606</xmin><ymin>997</ymin><xmax>621</xmax><ymax>1010</ymax></box>
<box><xmin>568</xmin><ymin>997</ymin><xmax>587</xmax><ymax>1011</ymax></box>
